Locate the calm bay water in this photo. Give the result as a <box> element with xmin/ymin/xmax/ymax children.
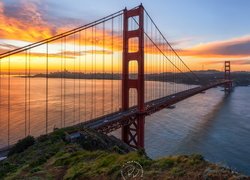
<box><xmin>143</xmin><ymin>86</ymin><xmax>250</xmax><ymax>175</ymax></box>
<box><xmin>111</xmin><ymin>86</ymin><xmax>250</xmax><ymax>175</ymax></box>
<box><xmin>0</xmin><ymin>77</ymin><xmax>250</xmax><ymax>175</ymax></box>
<box><xmin>0</xmin><ymin>77</ymin><xmax>190</xmax><ymax>147</ymax></box>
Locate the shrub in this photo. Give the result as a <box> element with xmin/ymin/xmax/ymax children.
<box><xmin>8</xmin><ymin>136</ymin><xmax>35</xmax><ymax>156</ymax></box>
<box><xmin>191</xmin><ymin>154</ymin><xmax>204</xmax><ymax>161</ymax></box>
<box><xmin>112</xmin><ymin>146</ymin><xmax>124</xmax><ymax>154</ymax></box>
<box><xmin>188</xmin><ymin>154</ymin><xmax>204</xmax><ymax>165</ymax></box>
<box><xmin>29</xmin><ymin>156</ymin><xmax>47</xmax><ymax>167</ymax></box>
<box><xmin>0</xmin><ymin>162</ymin><xmax>17</xmax><ymax>179</ymax></box>
<box><xmin>37</xmin><ymin>134</ymin><xmax>49</xmax><ymax>142</ymax></box>
<box><xmin>137</xmin><ymin>148</ymin><xmax>147</xmax><ymax>156</ymax></box>
<box><xmin>160</xmin><ymin>159</ymin><xmax>175</xmax><ymax>169</ymax></box>
<box><xmin>171</xmin><ymin>167</ymin><xmax>185</xmax><ymax>177</ymax></box>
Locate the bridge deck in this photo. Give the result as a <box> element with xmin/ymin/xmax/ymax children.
<box><xmin>84</xmin><ymin>80</ymin><xmax>232</xmax><ymax>133</ymax></box>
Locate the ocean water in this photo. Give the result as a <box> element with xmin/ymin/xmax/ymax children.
<box><xmin>143</xmin><ymin>86</ymin><xmax>250</xmax><ymax>175</ymax></box>
<box><xmin>0</xmin><ymin>77</ymin><xmax>250</xmax><ymax>175</ymax></box>
<box><xmin>0</xmin><ymin>77</ymin><xmax>191</xmax><ymax>147</ymax></box>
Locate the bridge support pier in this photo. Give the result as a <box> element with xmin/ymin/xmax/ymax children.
<box><xmin>224</xmin><ymin>61</ymin><xmax>232</xmax><ymax>93</ymax></box>
<box><xmin>121</xmin><ymin>5</ymin><xmax>145</xmax><ymax>149</ymax></box>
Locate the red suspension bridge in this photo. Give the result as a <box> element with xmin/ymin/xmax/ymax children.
<box><xmin>0</xmin><ymin>4</ymin><xmax>232</xmax><ymax>149</ymax></box>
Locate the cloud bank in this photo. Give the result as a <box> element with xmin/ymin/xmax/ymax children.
<box><xmin>178</xmin><ymin>36</ymin><xmax>250</xmax><ymax>58</ymax></box>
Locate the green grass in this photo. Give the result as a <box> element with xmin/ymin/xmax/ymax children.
<box><xmin>0</xmin><ymin>127</ymin><xmax>247</xmax><ymax>179</ymax></box>
<box><xmin>8</xmin><ymin>136</ymin><xmax>35</xmax><ymax>156</ymax></box>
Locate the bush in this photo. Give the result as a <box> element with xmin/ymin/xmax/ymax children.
<box><xmin>160</xmin><ymin>159</ymin><xmax>175</xmax><ymax>169</ymax></box>
<box><xmin>171</xmin><ymin>167</ymin><xmax>185</xmax><ymax>177</ymax></box>
<box><xmin>188</xmin><ymin>154</ymin><xmax>204</xmax><ymax>165</ymax></box>
<box><xmin>137</xmin><ymin>148</ymin><xmax>147</xmax><ymax>156</ymax></box>
<box><xmin>37</xmin><ymin>134</ymin><xmax>49</xmax><ymax>142</ymax></box>
<box><xmin>8</xmin><ymin>136</ymin><xmax>35</xmax><ymax>156</ymax></box>
<box><xmin>191</xmin><ymin>154</ymin><xmax>204</xmax><ymax>161</ymax></box>
<box><xmin>29</xmin><ymin>156</ymin><xmax>47</xmax><ymax>167</ymax></box>
<box><xmin>0</xmin><ymin>162</ymin><xmax>17</xmax><ymax>179</ymax></box>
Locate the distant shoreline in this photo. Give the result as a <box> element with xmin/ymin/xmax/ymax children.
<box><xmin>13</xmin><ymin>70</ymin><xmax>250</xmax><ymax>86</ymax></box>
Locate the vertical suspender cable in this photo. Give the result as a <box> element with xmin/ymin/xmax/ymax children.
<box><xmin>151</xmin><ymin>40</ymin><xmax>153</xmax><ymax>101</ymax></box>
<box><xmin>176</xmin><ymin>56</ymin><xmax>178</xmax><ymax>92</ymax></box>
<box><xmin>117</xmin><ymin>16</ymin><xmax>120</xmax><ymax>110</ymax></box>
<box><xmin>175</xmin><ymin>56</ymin><xmax>177</xmax><ymax>93</ymax></box>
<box><xmin>8</xmin><ymin>56</ymin><xmax>10</xmax><ymax>147</ymax></box>
<box><xmin>28</xmin><ymin>50</ymin><xmax>31</xmax><ymax>135</ymax></box>
<box><xmin>163</xmin><ymin>47</ymin><xmax>165</xmax><ymax>97</ymax></box>
<box><xmin>84</xmin><ymin>30</ymin><xmax>87</xmax><ymax>121</ymax></box>
<box><xmin>159</xmin><ymin>36</ymin><xmax>161</xmax><ymax>98</ymax></box>
<box><xmin>25</xmin><ymin>51</ymin><xmax>27</xmax><ymax>136</ymax></box>
<box><xmin>145</xmin><ymin>15</ymin><xmax>147</xmax><ymax>102</ymax></box>
<box><xmin>116</xmin><ymin>16</ymin><xmax>119</xmax><ymax>110</ymax></box>
<box><xmin>154</xmin><ymin>28</ymin><xmax>156</xmax><ymax>100</ymax></box>
<box><xmin>111</xmin><ymin>18</ymin><xmax>114</xmax><ymax>113</ymax></box>
<box><xmin>94</xmin><ymin>26</ymin><xmax>96</xmax><ymax>118</ymax></box>
<box><xmin>170</xmin><ymin>53</ymin><xmax>173</xmax><ymax>94</ymax></box>
<box><xmin>73</xmin><ymin>34</ymin><xmax>76</xmax><ymax>124</ymax></box>
<box><xmin>154</xmin><ymin>30</ymin><xmax>157</xmax><ymax>99</ymax></box>
<box><xmin>64</xmin><ymin>37</ymin><xmax>66</xmax><ymax>127</ymax></box>
<box><xmin>162</xmin><ymin>38</ymin><xmax>164</xmax><ymax>97</ymax></box>
<box><xmin>94</xmin><ymin>26</ymin><xmax>96</xmax><ymax>117</ymax></box>
<box><xmin>166</xmin><ymin>46</ymin><xmax>168</xmax><ymax>96</ymax></box>
<box><xmin>79</xmin><ymin>32</ymin><xmax>81</xmax><ymax>123</ymax></box>
<box><xmin>162</xmin><ymin>46</ymin><xmax>164</xmax><ymax>96</ymax></box>
<box><xmin>161</xmin><ymin>38</ymin><xmax>163</xmax><ymax>97</ymax></box>
<box><xmin>157</xmin><ymin>34</ymin><xmax>159</xmax><ymax>98</ymax></box>
<box><xmin>0</xmin><ymin>58</ymin><xmax>1</xmax><ymax>131</ymax></box>
<box><xmin>173</xmin><ymin>55</ymin><xmax>175</xmax><ymax>94</ymax></box>
<box><xmin>60</xmin><ymin>38</ymin><xmax>63</xmax><ymax>128</ymax></box>
<box><xmin>46</xmin><ymin>43</ymin><xmax>48</xmax><ymax>134</ymax></box>
<box><xmin>118</xmin><ymin>14</ymin><xmax>122</xmax><ymax>110</ymax></box>
<box><xmin>157</xmin><ymin>32</ymin><xmax>159</xmax><ymax>99</ymax></box>
<box><xmin>165</xmin><ymin>46</ymin><xmax>167</xmax><ymax>96</ymax></box>
<box><xmin>164</xmin><ymin>44</ymin><xmax>166</xmax><ymax>96</ymax></box>
<box><xmin>158</xmin><ymin>32</ymin><xmax>160</xmax><ymax>98</ymax></box>
<box><xmin>165</xmin><ymin>43</ymin><xmax>167</xmax><ymax>96</ymax></box>
<box><xmin>102</xmin><ymin>22</ymin><xmax>105</xmax><ymax>115</ymax></box>
<box><xmin>91</xmin><ymin>26</ymin><xmax>94</xmax><ymax>119</ymax></box>
<box><xmin>151</xmin><ymin>20</ymin><xmax>154</xmax><ymax>100</ymax></box>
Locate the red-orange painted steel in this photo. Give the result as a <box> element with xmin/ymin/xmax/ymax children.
<box><xmin>224</xmin><ymin>61</ymin><xmax>232</xmax><ymax>93</ymax></box>
<box><xmin>121</xmin><ymin>5</ymin><xmax>145</xmax><ymax>148</ymax></box>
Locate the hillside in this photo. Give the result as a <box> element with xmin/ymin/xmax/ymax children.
<box><xmin>0</xmin><ymin>126</ymin><xmax>248</xmax><ymax>179</ymax></box>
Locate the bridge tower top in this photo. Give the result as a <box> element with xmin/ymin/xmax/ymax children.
<box><xmin>224</xmin><ymin>61</ymin><xmax>231</xmax><ymax>80</ymax></box>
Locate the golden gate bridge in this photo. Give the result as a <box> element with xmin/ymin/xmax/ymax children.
<box><xmin>0</xmin><ymin>4</ymin><xmax>232</xmax><ymax>149</ymax></box>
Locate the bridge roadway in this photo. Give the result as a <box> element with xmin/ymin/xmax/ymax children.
<box><xmin>84</xmin><ymin>80</ymin><xmax>232</xmax><ymax>134</ymax></box>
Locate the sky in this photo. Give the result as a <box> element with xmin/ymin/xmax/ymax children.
<box><xmin>1</xmin><ymin>0</ymin><xmax>250</xmax><ymax>71</ymax></box>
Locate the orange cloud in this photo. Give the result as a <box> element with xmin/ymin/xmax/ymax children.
<box><xmin>0</xmin><ymin>1</ymin><xmax>55</xmax><ymax>42</ymax></box>
<box><xmin>2</xmin><ymin>1</ymin><xmax>248</xmax><ymax>73</ymax></box>
<box><xmin>204</xmin><ymin>59</ymin><xmax>250</xmax><ymax>65</ymax></box>
<box><xmin>177</xmin><ymin>35</ymin><xmax>250</xmax><ymax>58</ymax></box>
<box><xmin>0</xmin><ymin>0</ymin><xmax>123</xmax><ymax>58</ymax></box>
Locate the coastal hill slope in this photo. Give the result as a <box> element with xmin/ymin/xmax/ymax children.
<box><xmin>0</xmin><ymin>126</ymin><xmax>248</xmax><ymax>179</ymax></box>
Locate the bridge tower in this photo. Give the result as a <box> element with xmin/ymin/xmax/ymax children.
<box><xmin>121</xmin><ymin>5</ymin><xmax>145</xmax><ymax>148</ymax></box>
<box><xmin>224</xmin><ymin>61</ymin><xmax>232</xmax><ymax>93</ymax></box>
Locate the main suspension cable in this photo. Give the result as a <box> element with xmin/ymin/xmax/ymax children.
<box><xmin>143</xmin><ymin>8</ymin><xmax>201</xmax><ymax>83</ymax></box>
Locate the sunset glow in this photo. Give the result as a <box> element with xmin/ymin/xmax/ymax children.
<box><xmin>1</xmin><ymin>0</ymin><xmax>250</xmax><ymax>72</ymax></box>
